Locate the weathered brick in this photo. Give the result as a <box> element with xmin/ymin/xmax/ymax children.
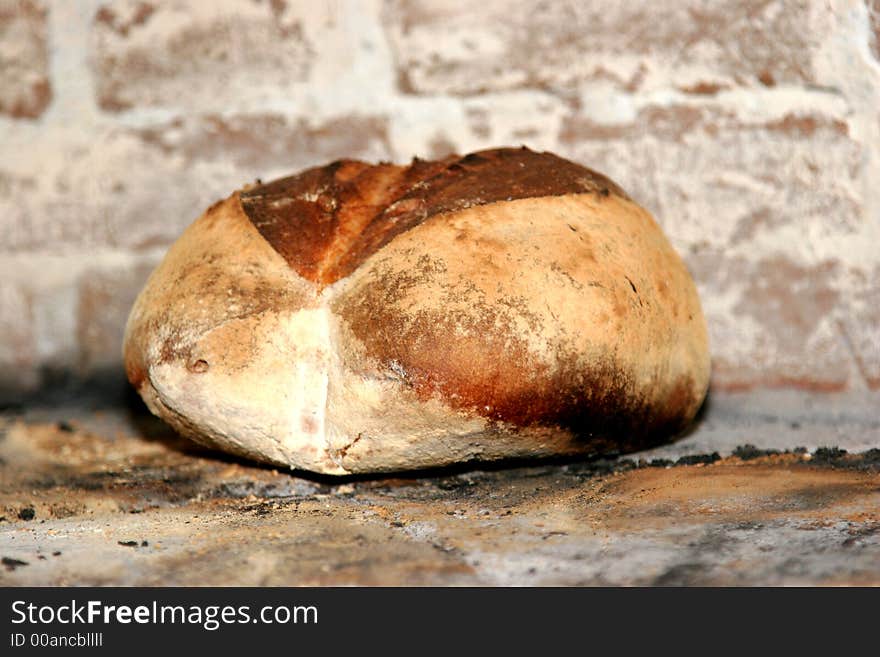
<box><xmin>30</xmin><ymin>273</ymin><xmax>79</xmax><ymax>379</ymax></box>
<box><xmin>0</xmin><ymin>0</ymin><xmax>51</xmax><ymax>118</ymax></box>
<box><xmin>559</xmin><ymin>107</ymin><xmax>860</xmax><ymax>250</ymax></box>
<box><xmin>688</xmin><ymin>251</ymin><xmax>852</xmax><ymax>391</ymax></box>
<box><xmin>91</xmin><ymin>0</ymin><xmax>323</xmax><ymax>112</ymax></box>
<box><xmin>133</xmin><ymin>113</ymin><xmax>391</xmax><ymax>172</ymax></box>
<box><xmin>869</xmin><ymin>0</ymin><xmax>880</xmax><ymax>62</ymax></box>
<box><xmin>0</xmin><ymin>280</ymin><xmax>38</xmax><ymax>398</ymax></box>
<box><xmin>839</xmin><ymin>265</ymin><xmax>880</xmax><ymax>390</ymax></box>
<box><xmin>559</xmin><ymin>104</ymin><xmax>869</xmax><ymax>390</ymax></box>
<box><xmin>0</xmin><ymin>128</ymin><xmax>195</xmax><ymax>253</ymax></box>
<box><xmin>388</xmin><ymin>94</ymin><xmax>567</xmax><ymax>160</ymax></box>
<box><xmin>1</xmin><ymin>112</ymin><xmax>390</xmax><ymax>253</ymax></box>
<box><xmin>76</xmin><ymin>260</ymin><xmax>157</xmax><ymax>376</ymax></box>
<box><xmin>384</xmin><ymin>0</ymin><xmax>834</xmax><ymax>95</ymax></box>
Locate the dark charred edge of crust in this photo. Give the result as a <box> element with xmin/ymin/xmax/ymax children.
<box><xmin>239</xmin><ymin>147</ymin><xmax>628</xmax><ymax>285</ymax></box>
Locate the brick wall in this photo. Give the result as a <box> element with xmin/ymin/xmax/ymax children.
<box><xmin>1</xmin><ymin>0</ymin><xmax>879</xmax><ymax>401</ymax></box>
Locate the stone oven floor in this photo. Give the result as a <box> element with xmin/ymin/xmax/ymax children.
<box><xmin>1</xmin><ymin>390</ymin><xmax>878</xmax><ymax>586</ymax></box>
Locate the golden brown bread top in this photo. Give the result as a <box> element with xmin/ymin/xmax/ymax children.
<box><xmin>239</xmin><ymin>147</ymin><xmax>627</xmax><ymax>286</ymax></box>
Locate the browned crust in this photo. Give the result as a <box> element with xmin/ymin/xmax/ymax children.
<box><xmin>239</xmin><ymin>147</ymin><xmax>626</xmax><ymax>285</ymax></box>
<box><xmin>123</xmin><ymin>195</ymin><xmax>313</xmax><ymax>394</ymax></box>
<box><xmin>333</xmin><ymin>259</ymin><xmax>699</xmax><ymax>447</ymax></box>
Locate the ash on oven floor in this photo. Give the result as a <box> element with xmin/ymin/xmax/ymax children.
<box><xmin>1</xmin><ymin>388</ymin><xmax>878</xmax><ymax>586</ymax></box>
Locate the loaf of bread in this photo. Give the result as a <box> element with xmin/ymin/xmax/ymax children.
<box><xmin>124</xmin><ymin>147</ymin><xmax>710</xmax><ymax>474</ymax></box>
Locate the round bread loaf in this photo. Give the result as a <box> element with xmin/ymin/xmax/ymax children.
<box><xmin>124</xmin><ymin>147</ymin><xmax>710</xmax><ymax>474</ymax></box>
